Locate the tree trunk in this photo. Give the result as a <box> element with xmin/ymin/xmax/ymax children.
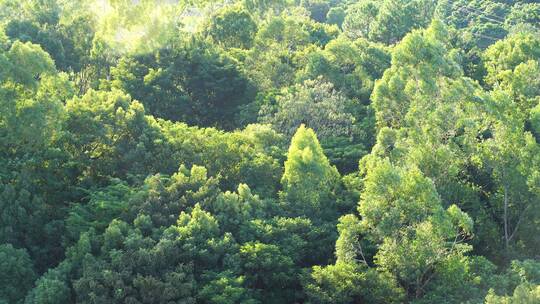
<box><xmin>503</xmin><ymin>184</ymin><xmax>509</xmax><ymax>252</ymax></box>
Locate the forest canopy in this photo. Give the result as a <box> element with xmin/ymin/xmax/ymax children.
<box><xmin>1</xmin><ymin>0</ymin><xmax>540</xmax><ymax>303</ymax></box>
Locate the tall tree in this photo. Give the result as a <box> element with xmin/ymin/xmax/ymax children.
<box><xmin>359</xmin><ymin>160</ymin><xmax>474</xmax><ymax>300</ymax></box>
<box><xmin>280</xmin><ymin>125</ymin><xmax>340</xmax><ymax>219</ymax></box>
<box><xmin>371</xmin><ymin>20</ymin><xmax>461</xmax><ymax>129</ymax></box>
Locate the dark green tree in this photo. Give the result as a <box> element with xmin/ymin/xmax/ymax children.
<box><xmin>0</xmin><ymin>244</ymin><xmax>36</xmax><ymax>304</ymax></box>
<box><xmin>112</xmin><ymin>38</ymin><xmax>253</xmax><ymax>129</ymax></box>
<box><xmin>206</xmin><ymin>6</ymin><xmax>257</xmax><ymax>49</ymax></box>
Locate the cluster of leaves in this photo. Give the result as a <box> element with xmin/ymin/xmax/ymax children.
<box><xmin>1</xmin><ymin>0</ymin><xmax>540</xmax><ymax>303</ymax></box>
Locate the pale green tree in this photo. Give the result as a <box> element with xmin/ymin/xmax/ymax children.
<box><xmin>280</xmin><ymin>125</ymin><xmax>340</xmax><ymax>219</ymax></box>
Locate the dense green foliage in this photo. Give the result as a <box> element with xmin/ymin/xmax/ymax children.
<box><xmin>1</xmin><ymin>0</ymin><xmax>540</xmax><ymax>303</ymax></box>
